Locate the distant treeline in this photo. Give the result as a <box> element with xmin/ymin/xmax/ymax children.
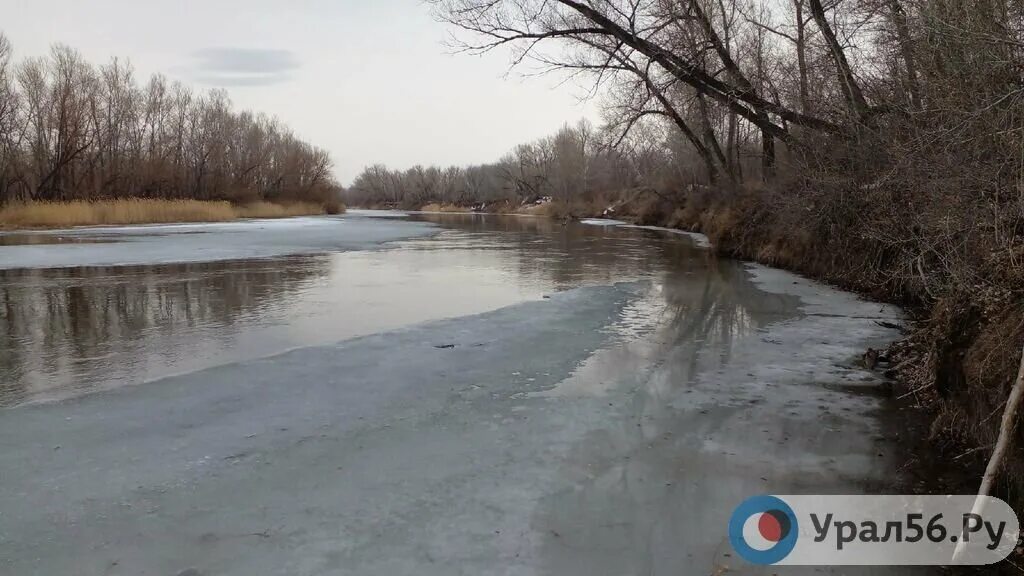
<box><xmin>344</xmin><ymin>120</ymin><xmax>721</xmax><ymax>209</ymax></box>
<box><xmin>0</xmin><ymin>34</ymin><xmax>340</xmax><ymax>207</ymax></box>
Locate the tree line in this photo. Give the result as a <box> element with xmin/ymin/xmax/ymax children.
<box><xmin>349</xmin><ymin>0</ymin><xmax>1021</xmax><ymax>218</ymax></box>
<box><xmin>0</xmin><ymin>34</ymin><xmax>340</xmax><ymax>207</ymax></box>
<box><xmin>422</xmin><ymin>0</ymin><xmax>1018</xmax><ymax>184</ymax></box>
<box><xmin>345</xmin><ymin>119</ymin><xmax>717</xmax><ymax>208</ymax></box>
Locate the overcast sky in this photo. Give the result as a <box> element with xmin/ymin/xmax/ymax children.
<box><xmin>2</xmin><ymin>0</ymin><xmax>599</xmax><ymax>184</ymax></box>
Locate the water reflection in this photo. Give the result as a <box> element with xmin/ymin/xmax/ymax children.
<box><xmin>0</xmin><ymin>213</ymin><xmax>779</xmax><ymax>406</ymax></box>
<box><xmin>0</xmin><ymin>257</ymin><xmax>329</xmax><ymax>405</ymax></box>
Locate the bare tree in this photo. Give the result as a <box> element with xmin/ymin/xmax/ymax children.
<box><xmin>0</xmin><ymin>36</ymin><xmax>341</xmax><ymax>207</ymax></box>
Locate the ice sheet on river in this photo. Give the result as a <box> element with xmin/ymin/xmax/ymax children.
<box><xmin>0</xmin><ymin>268</ymin><xmax>918</xmax><ymax>576</ymax></box>
<box><xmin>0</xmin><ymin>214</ymin><xmax>437</xmax><ymax>269</ymax></box>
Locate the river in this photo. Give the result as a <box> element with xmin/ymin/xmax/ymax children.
<box><xmin>0</xmin><ymin>211</ymin><xmax>918</xmax><ymax>575</ymax></box>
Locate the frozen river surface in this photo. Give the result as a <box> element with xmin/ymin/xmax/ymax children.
<box><xmin>0</xmin><ymin>212</ymin><xmax>921</xmax><ymax>575</ymax></box>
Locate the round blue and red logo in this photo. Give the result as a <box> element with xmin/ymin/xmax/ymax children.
<box><xmin>729</xmin><ymin>495</ymin><xmax>799</xmax><ymax>564</ymax></box>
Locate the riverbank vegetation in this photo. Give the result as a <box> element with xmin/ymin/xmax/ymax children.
<box><xmin>0</xmin><ymin>199</ymin><xmax>330</xmax><ymax>228</ymax></box>
<box><xmin>347</xmin><ymin>0</ymin><xmax>1024</xmax><ymax>512</ymax></box>
<box><xmin>0</xmin><ymin>35</ymin><xmax>343</xmax><ymax>220</ymax></box>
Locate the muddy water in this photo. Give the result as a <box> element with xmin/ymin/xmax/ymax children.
<box><xmin>0</xmin><ymin>213</ymin><xmax>782</xmax><ymax>406</ymax></box>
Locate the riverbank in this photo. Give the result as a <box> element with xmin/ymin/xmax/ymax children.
<box><xmin>383</xmin><ymin>199</ymin><xmax>568</xmax><ymax>218</ymax></box>
<box><xmin>415</xmin><ymin>190</ymin><xmax>1024</xmax><ymax>520</ymax></box>
<box><xmin>605</xmin><ymin>189</ymin><xmax>1023</xmax><ymax>502</ymax></box>
<box><xmin>0</xmin><ymin>198</ymin><xmax>345</xmax><ymax>229</ymax></box>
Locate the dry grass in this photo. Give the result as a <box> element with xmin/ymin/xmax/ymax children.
<box><xmin>419</xmin><ymin>203</ymin><xmax>472</xmax><ymax>213</ymax></box>
<box><xmin>0</xmin><ymin>199</ymin><xmax>333</xmax><ymax>229</ymax></box>
<box><xmin>233</xmin><ymin>201</ymin><xmax>327</xmax><ymax>219</ymax></box>
<box><xmin>517</xmin><ymin>198</ymin><xmax>609</xmax><ymax>220</ymax></box>
<box><xmin>0</xmin><ymin>199</ymin><xmax>237</xmax><ymax>228</ymax></box>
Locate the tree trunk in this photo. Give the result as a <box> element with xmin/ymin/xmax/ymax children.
<box><xmin>807</xmin><ymin>0</ymin><xmax>871</xmax><ymax>120</ymax></box>
<box><xmin>727</xmin><ymin>112</ymin><xmax>737</xmax><ymax>177</ymax></box>
<box><xmin>794</xmin><ymin>0</ymin><xmax>811</xmax><ymax>115</ymax></box>
<box><xmin>649</xmin><ymin>85</ymin><xmax>720</xmax><ymax>184</ymax></box>
<box><xmin>888</xmin><ymin>0</ymin><xmax>922</xmax><ymax>110</ymax></box>
<box><xmin>762</xmin><ymin>130</ymin><xmax>776</xmax><ymax>179</ymax></box>
<box><xmin>697</xmin><ymin>93</ymin><xmax>731</xmax><ymax>181</ymax></box>
<box><xmin>557</xmin><ymin>0</ymin><xmax>844</xmax><ymax>137</ymax></box>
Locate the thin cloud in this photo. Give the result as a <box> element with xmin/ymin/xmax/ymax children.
<box><xmin>189</xmin><ymin>47</ymin><xmax>300</xmax><ymax>86</ymax></box>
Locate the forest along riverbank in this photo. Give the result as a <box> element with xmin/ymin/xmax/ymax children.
<box><xmin>0</xmin><ymin>212</ymin><xmax>919</xmax><ymax>575</ymax></box>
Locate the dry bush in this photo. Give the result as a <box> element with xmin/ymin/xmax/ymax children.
<box><xmin>620</xmin><ymin>192</ymin><xmax>671</xmax><ymax>225</ymax></box>
<box><xmin>232</xmin><ymin>201</ymin><xmax>325</xmax><ymax>219</ymax></box>
<box><xmin>485</xmin><ymin>200</ymin><xmax>520</xmax><ymax>213</ymax></box>
<box><xmin>323</xmin><ymin>197</ymin><xmax>346</xmax><ymax>215</ymax></box>
<box><xmin>419</xmin><ymin>203</ymin><xmax>472</xmax><ymax>213</ymax></box>
<box><xmin>517</xmin><ymin>201</ymin><xmax>577</xmax><ymax>219</ymax></box>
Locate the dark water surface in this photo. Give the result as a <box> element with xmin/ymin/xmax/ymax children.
<box><xmin>0</xmin><ymin>213</ymin><xmax>771</xmax><ymax>406</ymax></box>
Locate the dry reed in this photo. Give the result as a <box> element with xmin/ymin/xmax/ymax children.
<box><xmin>0</xmin><ymin>199</ymin><xmax>332</xmax><ymax>229</ymax></box>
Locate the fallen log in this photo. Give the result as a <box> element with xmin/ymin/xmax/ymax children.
<box><xmin>952</xmin><ymin>340</ymin><xmax>1024</xmax><ymax>562</ymax></box>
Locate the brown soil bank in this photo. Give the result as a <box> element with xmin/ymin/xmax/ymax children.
<box><xmin>0</xmin><ymin>198</ymin><xmax>345</xmax><ymax>229</ymax></box>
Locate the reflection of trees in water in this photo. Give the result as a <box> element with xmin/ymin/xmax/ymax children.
<box><xmin>417</xmin><ymin>214</ymin><xmax>799</xmax><ymax>419</ymax></box>
<box><xmin>440</xmin><ymin>210</ymin><xmax>805</xmax><ymax>574</ymax></box>
<box><xmin>413</xmin><ymin>213</ymin><xmax>714</xmax><ymax>291</ymax></box>
<box><xmin>415</xmin><ymin>215</ymin><xmax>806</xmax><ymax>576</ymax></box>
<box><xmin>414</xmin><ymin>213</ymin><xmax>792</xmax><ymax>350</ymax></box>
<box><xmin>658</xmin><ymin>256</ymin><xmax>797</xmax><ymax>371</ymax></box>
<box><xmin>412</xmin><ymin>215</ymin><xmax>793</xmax><ymax>377</ymax></box>
<box><xmin>0</xmin><ymin>256</ymin><xmax>328</xmax><ymax>405</ymax></box>
<box><xmin>531</xmin><ymin>252</ymin><xmax>800</xmax><ymax>576</ymax></box>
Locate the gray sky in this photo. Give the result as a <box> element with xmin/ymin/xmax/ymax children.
<box><xmin>2</xmin><ymin>0</ymin><xmax>598</xmax><ymax>184</ymax></box>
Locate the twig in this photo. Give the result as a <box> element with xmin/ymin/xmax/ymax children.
<box><xmin>896</xmin><ymin>382</ymin><xmax>931</xmax><ymax>400</ymax></box>
<box><xmin>951</xmin><ymin>445</ymin><xmax>991</xmax><ymax>461</ymax></box>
